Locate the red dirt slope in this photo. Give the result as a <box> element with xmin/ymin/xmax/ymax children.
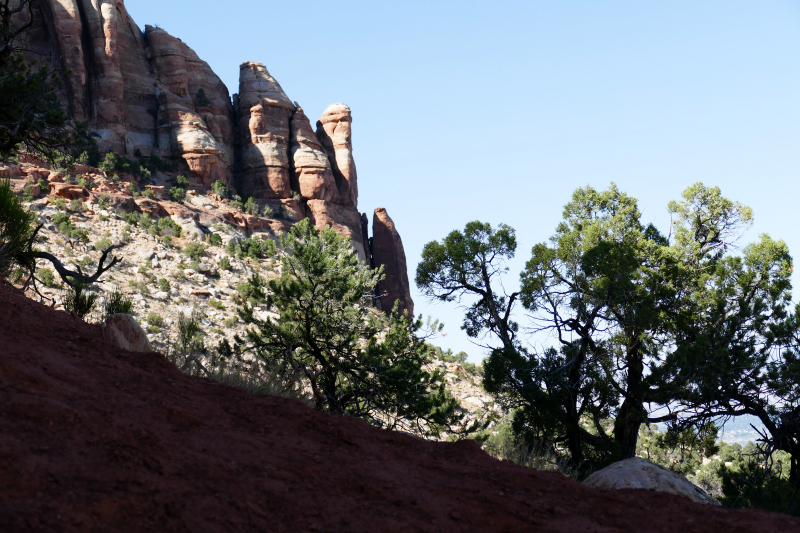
<box><xmin>0</xmin><ymin>285</ymin><xmax>797</xmax><ymax>533</ymax></box>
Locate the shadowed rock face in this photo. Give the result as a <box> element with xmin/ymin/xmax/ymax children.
<box><xmin>372</xmin><ymin>208</ymin><xmax>414</xmax><ymax>316</ymax></box>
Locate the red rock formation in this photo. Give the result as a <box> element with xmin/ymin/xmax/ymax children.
<box><xmin>1</xmin><ymin>284</ymin><xmax>796</xmax><ymax>532</ymax></box>
<box><xmin>372</xmin><ymin>208</ymin><xmax>414</xmax><ymax>315</ymax></box>
<box><xmin>237</xmin><ymin>62</ymin><xmax>294</xmax><ymax>199</ymax></box>
<box><xmin>290</xmin><ymin>105</ymin><xmax>337</xmax><ymax>202</ymax></box>
<box><xmin>317</xmin><ymin>103</ymin><xmax>358</xmax><ymax>206</ymax></box>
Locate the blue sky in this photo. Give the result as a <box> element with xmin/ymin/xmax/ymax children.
<box><xmin>126</xmin><ymin>0</ymin><xmax>800</xmax><ymax>361</ymax></box>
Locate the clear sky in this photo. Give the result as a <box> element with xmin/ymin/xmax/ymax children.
<box><xmin>126</xmin><ymin>0</ymin><xmax>800</xmax><ymax>362</ymax></box>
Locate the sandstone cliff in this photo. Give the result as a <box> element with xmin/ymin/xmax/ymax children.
<box><xmin>19</xmin><ymin>0</ymin><xmax>412</xmax><ymax>313</ymax></box>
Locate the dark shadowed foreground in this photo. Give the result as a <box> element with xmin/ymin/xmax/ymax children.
<box><xmin>1</xmin><ymin>286</ymin><xmax>798</xmax><ymax>533</ymax></box>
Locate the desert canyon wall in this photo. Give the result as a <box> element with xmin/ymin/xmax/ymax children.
<box><xmin>21</xmin><ymin>0</ymin><xmax>412</xmax><ymax>313</ymax></box>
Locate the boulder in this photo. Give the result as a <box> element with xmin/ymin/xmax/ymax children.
<box><xmin>103</xmin><ymin>314</ymin><xmax>153</xmax><ymax>353</ymax></box>
<box><xmin>50</xmin><ymin>183</ymin><xmax>89</xmax><ymax>200</ymax></box>
<box><xmin>372</xmin><ymin>208</ymin><xmax>414</xmax><ymax>315</ymax></box>
<box><xmin>582</xmin><ymin>457</ymin><xmax>720</xmax><ymax>505</ymax></box>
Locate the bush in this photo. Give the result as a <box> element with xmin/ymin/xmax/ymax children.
<box><xmin>102</xmin><ymin>287</ymin><xmax>133</xmax><ymax>322</ymax></box>
<box><xmin>184</xmin><ymin>242</ymin><xmax>206</xmax><ymax>261</ymax></box>
<box><xmin>122</xmin><ymin>212</ymin><xmax>141</xmax><ymax>226</ymax></box>
<box><xmin>226</xmin><ymin>236</ymin><xmax>276</xmax><ymax>260</ymax></box>
<box><xmin>195</xmin><ymin>88</ymin><xmax>211</xmax><ymax>107</ymax></box>
<box><xmin>93</xmin><ymin>237</ymin><xmax>112</xmax><ymax>251</ymax></box>
<box><xmin>244</xmin><ymin>197</ymin><xmax>260</xmax><ymax>216</ymax></box>
<box><xmin>219</xmin><ymin>256</ymin><xmax>232</xmax><ymax>271</ymax></box>
<box><xmin>99</xmin><ymin>152</ymin><xmax>118</xmax><ymax>174</ymax></box>
<box><xmin>64</xmin><ymin>283</ymin><xmax>98</xmax><ymax>320</ymax></box>
<box><xmin>176</xmin><ymin>175</ymin><xmax>190</xmax><ymax>188</ymax></box>
<box><xmin>98</xmin><ymin>194</ymin><xmax>110</xmax><ymax>210</ymax></box>
<box><xmin>0</xmin><ymin>180</ymin><xmax>36</xmax><ymax>279</ymax></box>
<box><xmin>142</xmin><ymin>188</ymin><xmax>156</xmax><ymax>200</ymax></box>
<box><xmin>52</xmin><ymin>196</ymin><xmax>67</xmax><ymax>211</ymax></box>
<box><xmin>158</xmin><ymin>278</ymin><xmax>170</xmax><ymax>293</ymax></box>
<box><xmin>209</xmin><ymin>233</ymin><xmax>222</xmax><ymax>247</ymax></box>
<box><xmin>69</xmin><ymin>199</ymin><xmax>83</xmax><ymax>212</ymax></box>
<box><xmin>139</xmin><ymin>214</ymin><xmax>153</xmax><ymax>230</ymax></box>
<box><xmin>38</xmin><ymin>267</ymin><xmax>56</xmax><ymax>287</ymax></box>
<box><xmin>146</xmin><ymin>312</ymin><xmax>164</xmax><ymax>328</ymax></box>
<box><xmin>128</xmin><ymin>182</ymin><xmax>139</xmax><ymax>197</ymax></box>
<box><xmin>211</xmin><ymin>180</ymin><xmax>228</xmax><ymax>198</ymax></box>
<box><xmin>156</xmin><ymin>216</ymin><xmax>181</xmax><ymax>237</ymax></box>
<box><xmin>168</xmin><ymin>186</ymin><xmax>185</xmax><ymax>203</ymax></box>
<box><xmin>209</xmin><ymin>298</ymin><xmax>225</xmax><ymax>310</ymax></box>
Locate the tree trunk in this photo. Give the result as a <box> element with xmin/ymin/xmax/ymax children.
<box><xmin>614</xmin><ymin>343</ymin><xmax>645</xmax><ymax>460</ymax></box>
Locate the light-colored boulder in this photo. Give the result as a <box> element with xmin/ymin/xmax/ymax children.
<box><xmin>103</xmin><ymin>314</ymin><xmax>153</xmax><ymax>353</ymax></box>
<box><xmin>582</xmin><ymin>457</ymin><xmax>720</xmax><ymax>505</ymax></box>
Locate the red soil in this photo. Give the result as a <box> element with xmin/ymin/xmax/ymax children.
<box><xmin>0</xmin><ymin>284</ymin><xmax>797</xmax><ymax>532</ymax></box>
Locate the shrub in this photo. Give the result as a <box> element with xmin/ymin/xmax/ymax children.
<box><xmin>128</xmin><ymin>182</ymin><xmax>139</xmax><ymax>197</ymax></box>
<box><xmin>139</xmin><ymin>213</ymin><xmax>153</xmax><ymax>230</ymax></box>
<box><xmin>209</xmin><ymin>298</ymin><xmax>225</xmax><ymax>310</ymax></box>
<box><xmin>20</xmin><ymin>181</ymin><xmax>33</xmax><ymax>202</ymax></box>
<box><xmin>64</xmin><ymin>283</ymin><xmax>98</xmax><ymax>320</ymax></box>
<box><xmin>142</xmin><ymin>188</ymin><xmax>156</xmax><ymax>200</ymax></box>
<box><xmin>102</xmin><ymin>287</ymin><xmax>133</xmax><ymax>322</ymax></box>
<box><xmin>110</xmin><ymin>173</ymin><xmax>120</xmax><ymax>184</ymax></box>
<box><xmin>71</xmin><ymin>228</ymin><xmax>89</xmax><ymax>242</ymax></box>
<box><xmin>93</xmin><ymin>237</ymin><xmax>112</xmax><ymax>251</ymax></box>
<box><xmin>0</xmin><ymin>181</ymin><xmax>36</xmax><ymax>278</ymax></box>
<box><xmin>52</xmin><ymin>196</ymin><xmax>67</xmax><ymax>211</ymax></box>
<box><xmin>156</xmin><ymin>216</ymin><xmax>181</xmax><ymax>237</ymax></box>
<box><xmin>158</xmin><ymin>278</ymin><xmax>170</xmax><ymax>293</ymax></box>
<box><xmin>146</xmin><ymin>312</ymin><xmax>164</xmax><ymax>328</ymax></box>
<box><xmin>168</xmin><ymin>186</ymin><xmax>185</xmax><ymax>203</ymax></box>
<box><xmin>37</xmin><ymin>178</ymin><xmax>49</xmax><ymax>195</ymax></box>
<box><xmin>98</xmin><ymin>194</ymin><xmax>110</xmax><ymax>210</ymax></box>
<box><xmin>184</xmin><ymin>242</ymin><xmax>206</xmax><ymax>261</ymax></box>
<box><xmin>176</xmin><ymin>174</ymin><xmax>190</xmax><ymax>188</ymax></box>
<box><xmin>244</xmin><ymin>197</ymin><xmax>259</xmax><ymax>216</ymax></box>
<box><xmin>38</xmin><ymin>267</ymin><xmax>55</xmax><ymax>287</ymax></box>
<box><xmin>223</xmin><ymin>316</ymin><xmax>239</xmax><ymax>328</ymax></box>
<box><xmin>209</xmin><ymin>233</ymin><xmax>222</xmax><ymax>247</ymax></box>
<box><xmin>163</xmin><ymin>234</ymin><xmax>173</xmax><ymax>247</ymax></box>
<box><xmin>122</xmin><ymin>211</ymin><xmax>141</xmax><ymax>226</ymax></box>
<box><xmin>211</xmin><ymin>180</ymin><xmax>228</xmax><ymax>198</ymax></box>
<box><xmin>69</xmin><ymin>199</ymin><xmax>83</xmax><ymax>212</ymax></box>
<box><xmin>99</xmin><ymin>152</ymin><xmax>118</xmax><ymax>174</ymax></box>
<box><xmin>219</xmin><ymin>256</ymin><xmax>232</xmax><ymax>271</ymax></box>
<box><xmin>195</xmin><ymin>88</ymin><xmax>211</xmax><ymax>107</ymax></box>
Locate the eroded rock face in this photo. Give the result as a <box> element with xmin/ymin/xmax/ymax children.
<box><xmin>317</xmin><ymin>104</ymin><xmax>358</xmax><ymax>206</ymax></box>
<box><xmin>582</xmin><ymin>457</ymin><xmax>721</xmax><ymax>506</ymax></box>
<box><xmin>237</xmin><ymin>62</ymin><xmax>294</xmax><ymax>199</ymax></box>
<box><xmin>372</xmin><ymin>208</ymin><xmax>414</xmax><ymax>315</ymax></box>
<box><xmin>103</xmin><ymin>313</ymin><xmax>153</xmax><ymax>353</ymax></box>
<box><xmin>290</xmin><ymin>105</ymin><xmax>337</xmax><ymax>202</ymax></box>
<box><xmin>306</xmin><ymin>200</ymin><xmax>367</xmax><ymax>263</ymax></box>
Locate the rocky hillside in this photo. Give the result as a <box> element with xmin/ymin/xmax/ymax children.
<box><xmin>15</xmin><ymin>0</ymin><xmax>413</xmax><ymax>314</ymax></box>
<box><xmin>2</xmin><ymin>283</ymin><xmax>798</xmax><ymax>532</ymax></box>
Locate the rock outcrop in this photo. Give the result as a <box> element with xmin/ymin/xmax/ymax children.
<box><xmin>236</xmin><ymin>62</ymin><xmax>294</xmax><ymax>199</ymax></box>
<box><xmin>20</xmin><ymin>1</ymin><xmax>413</xmax><ymax>316</ymax></box>
<box><xmin>372</xmin><ymin>208</ymin><xmax>414</xmax><ymax>315</ymax></box>
<box><xmin>582</xmin><ymin>457</ymin><xmax>721</xmax><ymax>506</ymax></box>
<box><xmin>102</xmin><ymin>313</ymin><xmax>153</xmax><ymax>352</ymax></box>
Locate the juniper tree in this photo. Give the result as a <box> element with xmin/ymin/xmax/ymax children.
<box><xmin>236</xmin><ymin>218</ymin><xmax>462</xmax><ymax>436</ymax></box>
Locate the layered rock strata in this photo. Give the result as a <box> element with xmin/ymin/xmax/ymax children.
<box><xmin>19</xmin><ymin>2</ymin><xmax>412</xmax><ymax>315</ymax></box>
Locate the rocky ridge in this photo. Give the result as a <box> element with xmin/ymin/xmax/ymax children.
<box><xmin>18</xmin><ymin>0</ymin><xmax>410</xmax><ymax>313</ymax></box>
<box><xmin>2</xmin><ymin>157</ymin><xmax>497</xmax><ymax>435</ymax></box>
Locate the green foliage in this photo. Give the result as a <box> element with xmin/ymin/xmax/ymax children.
<box><xmin>128</xmin><ymin>182</ymin><xmax>139</xmax><ymax>197</ymax></box>
<box><xmin>93</xmin><ymin>237</ymin><xmax>112</xmax><ymax>251</ymax></box>
<box><xmin>38</xmin><ymin>267</ymin><xmax>55</xmax><ymax>287</ymax></box>
<box><xmin>0</xmin><ymin>51</ymin><xmax>90</xmax><ymax>161</ymax></box>
<box><xmin>195</xmin><ymin>88</ymin><xmax>211</xmax><ymax>107</ymax></box>
<box><xmin>99</xmin><ymin>152</ymin><xmax>117</xmax><ymax>174</ymax></box>
<box><xmin>244</xmin><ymin>196</ymin><xmax>261</xmax><ymax>216</ymax></box>
<box><xmin>208</xmin><ymin>233</ymin><xmax>222</xmax><ymax>247</ymax></box>
<box><xmin>146</xmin><ymin>312</ymin><xmax>164</xmax><ymax>328</ymax></box>
<box><xmin>52</xmin><ymin>196</ymin><xmax>66</xmax><ymax>211</ymax></box>
<box><xmin>418</xmin><ymin>183</ymin><xmax>794</xmax><ymax>472</ymax></box>
<box><xmin>168</xmin><ymin>186</ymin><xmax>185</xmax><ymax>202</ymax></box>
<box><xmin>219</xmin><ymin>256</ymin><xmax>232</xmax><ymax>271</ymax></box>
<box><xmin>68</xmin><ymin>198</ymin><xmax>83</xmax><ymax>213</ymax></box>
<box><xmin>235</xmin><ymin>219</ymin><xmax>463</xmax><ymax>435</ymax></box>
<box><xmin>184</xmin><ymin>242</ymin><xmax>206</xmax><ymax>261</ymax></box>
<box><xmin>142</xmin><ymin>188</ymin><xmax>156</xmax><ymax>200</ymax></box>
<box><xmin>20</xmin><ymin>180</ymin><xmax>33</xmax><ymax>201</ymax></box>
<box><xmin>209</xmin><ymin>298</ymin><xmax>225</xmax><ymax>310</ymax></box>
<box><xmin>236</xmin><ymin>273</ymin><xmax>266</xmax><ymax>303</ymax></box>
<box><xmin>176</xmin><ymin>174</ymin><xmax>190</xmax><ymax>188</ymax></box>
<box><xmin>211</xmin><ymin>179</ymin><xmax>228</xmax><ymax>198</ymax></box>
<box><xmin>64</xmin><ymin>283</ymin><xmax>98</xmax><ymax>320</ymax></box>
<box><xmin>226</xmin><ymin>235</ymin><xmax>276</xmax><ymax>260</ymax></box>
<box><xmin>98</xmin><ymin>194</ymin><xmax>110</xmax><ymax>210</ymax></box>
<box><xmin>102</xmin><ymin>287</ymin><xmax>133</xmax><ymax>322</ymax></box>
<box><xmin>157</xmin><ymin>278</ymin><xmax>170</xmax><ymax>293</ymax></box>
